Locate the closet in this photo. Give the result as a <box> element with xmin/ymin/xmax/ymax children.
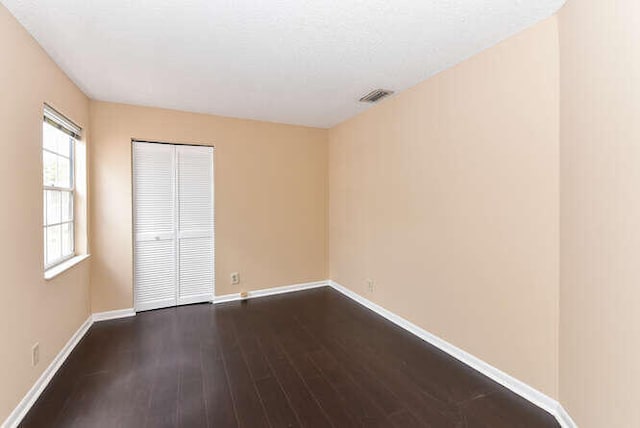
<box><xmin>132</xmin><ymin>141</ymin><xmax>214</xmax><ymax>312</ymax></box>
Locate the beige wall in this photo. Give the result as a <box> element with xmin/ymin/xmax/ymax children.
<box><xmin>89</xmin><ymin>101</ymin><xmax>328</xmax><ymax>312</ymax></box>
<box><xmin>329</xmin><ymin>17</ymin><xmax>560</xmax><ymax>397</ymax></box>
<box><xmin>0</xmin><ymin>3</ymin><xmax>91</xmax><ymax>423</ymax></box>
<box><xmin>8</xmin><ymin>0</ymin><xmax>640</xmax><ymax>423</ymax></box>
<box><xmin>559</xmin><ymin>0</ymin><xmax>640</xmax><ymax>425</ymax></box>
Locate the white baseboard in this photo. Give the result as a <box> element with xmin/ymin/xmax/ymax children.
<box><xmin>328</xmin><ymin>280</ymin><xmax>577</xmax><ymax>428</ymax></box>
<box><xmin>92</xmin><ymin>308</ymin><xmax>136</xmax><ymax>322</ymax></box>
<box><xmin>556</xmin><ymin>404</ymin><xmax>578</xmax><ymax>428</ymax></box>
<box><xmin>2</xmin><ymin>309</ymin><xmax>135</xmax><ymax>427</ymax></box>
<box><xmin>4</xmin><ymin>280</ymin><xmax>577</xmax><ymax>428</ymax></box>
<box><xmin>1</xmin><ymin>315</ymin><xmax>93</xmax><ymax>428</ymax></box>
<box><xmin>214</xmin><ymin>280</ymin><xmax>328</xmax><ymax>304</ymax></box>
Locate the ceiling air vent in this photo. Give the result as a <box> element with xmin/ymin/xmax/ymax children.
<box><xmin>359</xmin><ymin>89</ymin><xmax>394</xmax><ymax>103</ymax></box>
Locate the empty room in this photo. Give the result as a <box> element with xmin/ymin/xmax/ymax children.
<box><xmin>1</xmin><ymin>0</ymin><xmax>637</xmax><ymax>427</ymax></box>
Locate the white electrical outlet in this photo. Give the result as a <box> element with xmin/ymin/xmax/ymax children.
<box><xmin>231</xmin><ymin>272</ymin><xmax>240</xmax><ymax>285</ymax></box>
<box><xmin>366</xmin><ymin>279</ymin><xmax>375</xmax><ymax>293</ymax></box>
<box><xmin>32</xmin><ymin>343</ymin><xmax>40</xmax><ymax>367</ymax></box>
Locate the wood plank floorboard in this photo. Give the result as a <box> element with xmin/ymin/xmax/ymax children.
<box><xmin>20</xmin><ymin>287</ymin><xmax>559</xmax><ymax>427</ymax></box>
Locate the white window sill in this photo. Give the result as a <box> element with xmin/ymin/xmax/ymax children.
<box><xmin>45</xmin><ymin>254</ymin><xmax>91</xmax><ymax>281</ymax></box>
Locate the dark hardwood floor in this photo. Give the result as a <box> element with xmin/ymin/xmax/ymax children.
<box><xmin>21</xmin><ymin>287</ymin><xmax>559</xmax><ymax>427</ymax></box>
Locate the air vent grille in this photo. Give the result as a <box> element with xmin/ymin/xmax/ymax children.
<box><xmin>359</xmin><ymin>89</ymin><xmax>394</xmax><ymax>103</ymax></box>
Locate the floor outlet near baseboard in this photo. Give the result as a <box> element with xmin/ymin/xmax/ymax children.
<box><xmin>366</xmin><ymin>279</ymin><xmax>375</xmax><ymax>293</ymax></box>
<box><xmin>231</xmin><ymin>272</ymin><xmax>240</xmax><ymax>285</ymax></box>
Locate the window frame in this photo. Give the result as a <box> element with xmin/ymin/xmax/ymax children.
<box><xmin>42</xmin><ymin>105</ymin><xmax>81</xmax><ymax>271</ymax></box>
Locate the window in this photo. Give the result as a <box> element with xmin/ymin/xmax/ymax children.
<box><xmin>42</xmin><ymin>105</ymin><xmax>81</xmax><ymax>270</ymax></box>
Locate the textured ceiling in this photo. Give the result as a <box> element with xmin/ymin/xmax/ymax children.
<box><xmin>2</xmin><ymin>0</ymin><xmax>565</xmax><ymax>128</ymax></box>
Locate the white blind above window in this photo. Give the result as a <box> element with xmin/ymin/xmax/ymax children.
<box><xmin>44</xmin><ymin>104</ymin><xmax>81</xmax><ymax>139</ymax></box>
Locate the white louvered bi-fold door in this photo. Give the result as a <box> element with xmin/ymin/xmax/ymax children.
<box><xmin>133</xmin><ymin>143</ymin><xmax>177</xmax><ymax>311</ymax></box>
<box><xmin>176</xmin><ymin>145</ymin><xmax>214</xmax><ymax>305</ymax></box>
<box><xmin>133</xmin><ymin>142</ymin><xmax>214</xmax><ymax>312</ymax></box>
